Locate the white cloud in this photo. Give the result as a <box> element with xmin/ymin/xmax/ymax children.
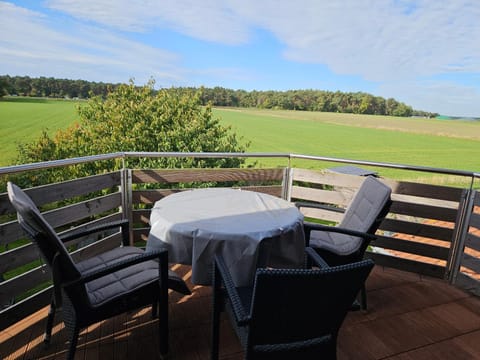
<box><xmin>235</xmin><ymin>1</ymin><xmax>480</xmax><ymax>81</ymax></box>
<box><xmin>0</xmin><ymin>1</ymin><xmax>182</xmax><ymax>84</ymax></box>
<box><xmin>45</xmin><ymin>0</ymin><xmax>252</xmax><ymax>44</ymax></box>
<box><xmin>379</xmin><ymin>80</ymin><xmax>480</xmax><ymax>117</ymax></box>
<box><xmin>42</xmin><ymin>0</ymin><xmax>480</xmax><ymax>82</ymax></box>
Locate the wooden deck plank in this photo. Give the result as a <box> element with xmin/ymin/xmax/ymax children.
<box><xmin>452</xmin><ymin>330</ymin><xmax>480</xmax><ymax>358</ymax></box>
<box><xmin>1</xmin><ymin>265</ymin><xmax>479</xmax><ymax>360</ymax></box>
<box><xmin>112</xmin><ymin>311</ymin><xmax>128</xmax><ymax>360</ymax></box>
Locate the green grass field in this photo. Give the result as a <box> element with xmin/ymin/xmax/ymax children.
<box><xmin>213</xmin><ymin>108</ymin><xmax>480</xmax><ymax>182</ymax></box>
<box><xmin>0</xmin><ymin>97</ymin><xmax>79</xmax><ymax>166</ymax></box>
<box><xmin>1</xmin><ymin>98</ymin><xmax>479</xmax><ymax>184</ymax></box>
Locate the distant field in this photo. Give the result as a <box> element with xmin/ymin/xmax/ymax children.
<box><xmin>213</xmin><ymin>108</ymin><xmax>480</xmax><ymax>183</ymax></box>
<box><xmin>0</xmin><ymin>97</ymin><xmax>79</xmax><ymax>166</ymax></box>
<box><xmin>1</xmin><ymin>98</ymin><xmax>480</xmax><ymax>184</ymax></box>
<box><xmin>215</xmin><ymin>108</ymin><xmax>480</xmax><ymax>140</ymax></box>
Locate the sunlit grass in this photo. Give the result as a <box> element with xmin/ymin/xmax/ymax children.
<box><xmin>0</xmin><ymin>97</ymin><xmax>79</xmax><ymax>166</ymax></box>
<box><xmin>214</xmin><ymin>107</ymin><xmax>480</xmax><ymax>183</ymax></box>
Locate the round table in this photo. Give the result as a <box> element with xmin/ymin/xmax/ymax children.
<box><xmin>146</xmin><ymin>188</ymin><xmax>305</xmax><ymax>286</ymax></box>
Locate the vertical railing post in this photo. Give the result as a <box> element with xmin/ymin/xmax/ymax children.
<box><xmin>120</xmin><ymin>157</ymin><xmax>134</xmax><ymax>246</ymax></box>
<box><xmin>126</xmin><ymin>169</ymin><xmax>134</xmax><ymax>245</ymax></box>
<box><xmin>282</xmin><ymin>164</ymin><xmax>294</xmax><ymax>201</ymax></box>
<box><xmin>281</xmin><ymin>167</ymin><xmax>288</xmax><ymax>200</ymax></box>
<box><xmin>446</xmin><ymin>178</ymin><xmax>475</xmax><ymax>284</ymax></box>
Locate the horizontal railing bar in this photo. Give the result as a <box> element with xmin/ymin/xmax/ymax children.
<box><xmin>1</xmin><ymin>151</ymin><xmax>478</xmax><ymax>179</ymax></box>
<box><xmin>0</xmin><ymin>152</ymin><xmax>124</xmax><ymax>175</ymax></box>
<box><xmin>0</xmin><ymin>152</ymin><xmax>291</xmax><ymax>175</ymax></box>
<box><xmin>123</xmin><ymin>151</ymin><xmax>291</xmax><ymax>158</ymax></box>
<box><xmin>290</xmin><ymin>154</ymin><xmax>479</xmax><ymax>178</ymax></box>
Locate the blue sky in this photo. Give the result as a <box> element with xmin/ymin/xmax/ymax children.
<box><xmin>1</xmin><ymin>0</ymin><xmax>480</xmax><ymax>117</ymax></box>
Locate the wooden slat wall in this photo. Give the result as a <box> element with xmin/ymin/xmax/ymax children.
<box><xmin>0</xmin><ymin>172</ymin><xmax>121</xmax><ymax>216</ymax></box>
<box><xmin>291</xmin><ymin>168</ymin><xmax>464</xmax><ymax>278</ymax></box>
<box><xmin>0</xmin><ymin>172</ymin><xmax>123</xmax><ymax>330</ymax></box>
<box><xmin>130</xmin><ymin>168</ymin><xmax>285</xmax><ymax>243</ymax></box>
<box><xmin>132</xmin><ymin>168</ymin><xmax>285</xmax><ymax>184</ymax></box>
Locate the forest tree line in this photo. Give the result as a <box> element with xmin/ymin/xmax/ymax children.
<box><xmin>0</xmin><ymin>75</ymin><xmax>437</xmax><ymax>117</ymax></box>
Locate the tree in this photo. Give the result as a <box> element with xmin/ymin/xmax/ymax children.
<box><xmin>0</xmin><ymin>78</ymin><xmax>8</xmax><ymax>97</ymax></box>
<box><xmin>13</xmin><ymin>80</ymin><xmax>249</xmax><ymax>186</ymax></box>
<box><xmin>0</xmin><ymin>75</ymin><xmax>430</xmax><ymax>116</ymax></box>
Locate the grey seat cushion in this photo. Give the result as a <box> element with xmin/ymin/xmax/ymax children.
<box><xmin>310</xmin><ymin>176</ymin><xmax>391</xmax><ymax>256</ymax></box>
<box><xmin>76</xmin><ymin>246</ymin><xmax>190</xmax><ymax>306</ymax></box>
<box><xmin>76</xmin><ymin>247</ymin><xmax>160</xmax><ymax>306</ymax></box>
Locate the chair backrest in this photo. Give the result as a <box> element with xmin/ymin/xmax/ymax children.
<box><xmin>339</xmin><ymin>176</ymin><xmax>392</xmax><ymax>234</ymax></box>
<box><xmin>248</xmin><ymin>259</ymin><xmax>374</xmax><ymax>350</ymax></box>
<box><xmin>7</xmin><ymin>182</ymin><xmax>81</xmax><ymax>282</ymax></box>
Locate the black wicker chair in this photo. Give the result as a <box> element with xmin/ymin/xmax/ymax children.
<box><xmin>297</xmin><ymin>175</ymin><xmax>391</xmax><ymax>309</ymax></box>
<box><xmin>211</xmin><ymin>247</ymin><xmax>374</xmax><ymax>360</ymax></box>
<box><xmin>7</xmin><ymin>182</ymin><xmax>190</xmax><ymax>360</ymax></box>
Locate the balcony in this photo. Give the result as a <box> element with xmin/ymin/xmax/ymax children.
<box><xmin>1</xmin><ymin>152</ymin><xmax>480</xmax><ymax>359</ymax></box>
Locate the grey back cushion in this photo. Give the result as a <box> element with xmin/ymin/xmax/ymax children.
<box><xmin>7</xmin><ymin>182</ymin><xmax>80</xmax><ymax>279</ymax></box>
<box><xmin>310</xmin><ymin>176</ymin><xmax>391</xmax><ymax>255</ymax></box>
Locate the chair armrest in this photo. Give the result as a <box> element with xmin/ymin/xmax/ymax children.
<box><xmin>60</xmin><ymin>219</ymin><xmax>129</xmax><ymax>246</ymax></box>
<box><xmin>214</xmin><ymin>254</ymin><xmax>250</xmax><ymax>325</ymax></box>
<box><xmin>295</xmin><ymin>201</ymin><xmax>345</xmax><ymax>213</ymax></box>
<box><xmin>303</xmin><ymin>222</ymin><xmax>376</xmax><ymax>241</ymax></box>
<box><xmin>64</xmin><ymin>249</ymin><xmax>168</xmax><ymax>288</ymax></box>
<box><xmin>305</xmin><ymin>247</ymin><xmax>330</xmax><ymax>269</ymax></box>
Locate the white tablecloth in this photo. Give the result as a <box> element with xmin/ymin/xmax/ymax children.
<box><xmin>146</xmin><ymin>188</ymin><xmax>305</xmax><ymax>286</ymax></box>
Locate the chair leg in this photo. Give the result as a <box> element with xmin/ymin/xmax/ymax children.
<box><xmin>159</xmin><ymin>257</ymin><xmax>169</xmax><ymax>357</ymax></box>
<box><xmin>349</xmin><ymin>284</ymin><xmax>368</xmax><ymax>311</ymax></box>
<box><xmin>211</xmin><ymin>267</ymin><xmax>222</xmax><ymax>360</ymax></box>
<box><xmin>158</xmin><ymin>299</ymin><xmax>168</xmax><ymax>357</ymax></box>
<box><xmin>211</xmin><ymin>303</ymin><xmax>220</xmax><ymax>360</ymax></box>
<box><xmin>152</xmin><ymin>299</ymin><xmax>158</xmax><ymax>318</ymax></box>
<box><xmin>66</xmin><ymin>326</ymin><xmax>80</xmax><ymax>360</ymax></box>
<box><xmin>360</xmin><ymin>283</ymin><xmax>367</xmax><ymax>310</ymax></box>
<box><xmin>44</xmin><ymin>300</ymin><xmax>56</xmax><ymax>346</ymax></box>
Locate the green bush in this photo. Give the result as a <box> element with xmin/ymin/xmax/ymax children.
<box><xmin>10</xmin><ymin>81</ymin><xmax>249</xmax><ymax>187</ymax></box>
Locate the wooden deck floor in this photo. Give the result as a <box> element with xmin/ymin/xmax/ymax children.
<box><xmin>2</xmin><ymin>264</ymin><xmax>480</xmax><ymax>360</ymax></box>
